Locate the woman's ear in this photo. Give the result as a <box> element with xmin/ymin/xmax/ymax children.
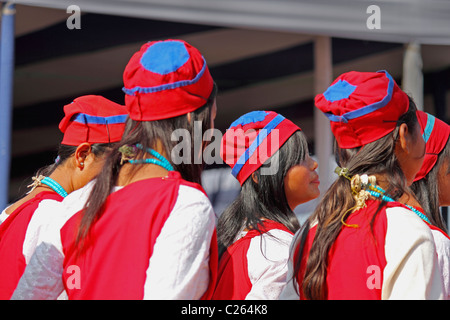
<box><xmin>397</xmin><ymin>123</ymin><xmax>410</xmax><ymax>154</ymax></box>
<box><xmin>74</xmin><ymin>142</ymin><xmax>92</xmax><ymax>170</ymax></box>
<box><xmin>251</xmin><ymin>172</ymin><xmax>259</xmax><ymax>184</ymax></box>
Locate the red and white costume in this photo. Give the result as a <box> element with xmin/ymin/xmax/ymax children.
<box><xmin>212</xmin><ymin>220</ymin><xmax>293</xmax><ymax>300</ymax></box>
<box><xmin>0</xmin><ymin>95</ymin><xmax>127</xmax><ymax>300</ymax></box>
<box><xmin>12</xmin><ymin>172</ymin><xmax>218</xmax><ymax>300</ymax></box>
<box><xmin>12</xmin><ymin>40</ymin><xmax>218</xmax><ymax>300</ymax></box>
<box><xmin>280</xmin><ymin>200</ymin><xmax>444</xmax><ymax>300</ymax></box>
<box><xmin>0</xmin><ymin>192</ymin><xmax>64</xmax><ymax>299</ymax></box>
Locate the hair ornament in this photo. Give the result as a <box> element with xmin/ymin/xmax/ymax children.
<box><xmin>350</xmin><ymin>174</ymin><xmax>376</xmax><ymax>212</ymax></box>
<box><xmin>335</xmin><ymin>167</ymin><xmax>377</xmax><ymax>228</ymax></box>
<box><xmin>334</xmin><ymin>166</ymin><xmax>351</xmax><ymax>180</ymax></box>
<box><xmin>334</xmin><ymin>167</ymin><xmax>431</xmax><ymax>225</ymax></box>
<box><xmin>27</xmin><ymin>175</ymin><xmax>46</xmax><ymax>193</ymax></box>
<box><xmin>118</xmin><ymin>144</ymin><xmax>139</xmax><ymax>165</ymax></box>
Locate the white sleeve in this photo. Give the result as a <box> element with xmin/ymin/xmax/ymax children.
<box><xmin>143</xmin><ymin>185</ymin><xmax>215</xmax><ymax>300</ymax></box>
<box><xmin>22</xmin><ymin>199</ymin><xmax>64</xmax><ymax>264</ymax></box>
<box><xmin>11</xmin><ymin>241</ymin><xmax>65</xmax><ymax>300</ymax></box>
<box><xmin>430</xmin><ymin>229</ymin><xmax>450</xmax><ymax>300</ymax></box>
<box><xmin>279</xmin><ymin>230</ymin><xmax>301</xmax><ymax>300</ymax></box>
<box><xmin>382</xmin><ymin>207</ymin><xmax>444</xmax><ymax>300</ymax></box>
<box><xmin>245</xmin><ymin>229</ymin><xmax>293</xmax><ymax>300</ymax></box>
<box><xmin>11</xmin><ymin>182</ymin><xmax>95</xmax><ymax>300</ymax></box>
<box><xmin>11</xmin><ymin>211</ymin><xmax>68</xmax><ymax>300</ymax></box>
<box><xmin>23</xmin><ymin>181</ymin><xmax>95</xmax><ymax>263</ymax></box>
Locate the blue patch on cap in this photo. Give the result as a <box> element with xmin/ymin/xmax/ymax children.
<box><xmin>140</xmin><ymin>41</ymin><xmax>190</xmax><ymax>75</ymax></box>
<box><xmin>229</xmin><ymin>111</ymin><xmax>268</xmax><ymax>129</ymax></box>
<box><xmin>323</xmin><ymin>80</ymin><xmax>357</xmax><ymax>102</ymax></box>
<box><xmin>422</xmin><ymin>113</ymin><xmax>436</xmax><ymax>143</ymax></box>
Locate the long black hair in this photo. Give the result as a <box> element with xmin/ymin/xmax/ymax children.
<box><xmin>75</xmin><ymin>84</ymin><xmax>218</xmax><ymax>249</ymax></box>
<box><xmin>217</xmin><ymin>130</ymin><xmax>307</xmax><ymax>257</ymax></box>
<box><xmin>411</xmin><ymin>138</ymin><xmax>450</xmax><ymax>232</ymax></box>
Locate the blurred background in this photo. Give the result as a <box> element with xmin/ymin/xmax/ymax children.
<box><xmin>1</xmin><ymin>1</ymin><xmax>449</xmax><ymax>224</ymax></box>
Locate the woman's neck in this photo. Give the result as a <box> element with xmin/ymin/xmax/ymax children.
<box><xmin>117</xmin><ymin>142</ymin><xmax>171</xmax><ymax>186</ymax></box>
<box><xmin>117</xmin><ymin>163</ymin><xmax>169</xmax><ymax>186</ymax></box>
<box><xmin>4</xmin><ymin>169</ymin><xmax>71</xmax><ymax>215</ymax></box>
<box><xmin>374</xmin><ymin>173</ymin><xmax>422</xmax><ymax>209</ymax></box>
<box><xmin>47</xmin><ymin>165</ymin><xmax>74</xmax><ymax>195</ymax></box>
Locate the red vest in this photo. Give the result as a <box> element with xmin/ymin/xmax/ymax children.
<box><xmin>60</xmin><ymin>172</ymin><xmax>217</xmax><ymax>300</ymax></box>
<box><xmin>0</xmin><ymin>191</ymin><xmax>63</xmax><ymax>299</ymax></box>
<box><xmin>296</xmin><ymin>200</ymin><xmax>391</xmax><ymax>300</ymax></box>
<box><xmin>212</xmin><ymin>220</ymin><xmax>292</xmax><ymax>300</ymax></box>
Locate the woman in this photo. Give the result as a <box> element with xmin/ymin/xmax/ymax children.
<box><xmin>0</xmin><ymin>95</ymin><xmax>127</xmax><ymax>299</ymax></box>
<box><xmin>212</xmin><ymin>110</ymin><xmax>320</xmax><ymax>299</ymax></box>
<box><xmin>12</xmin><ymin>39</ymin><xmax>218</xmax><ymax>300</ymax></box>
<box><xmin>286</xmin><ymin>70</ymin><xmax>443</xmax><ymax>299</ymax></box>
<box><xmin>411</xmin><ymin>110</ymin><xmax>450</xmax><ymax>299</ymax></box>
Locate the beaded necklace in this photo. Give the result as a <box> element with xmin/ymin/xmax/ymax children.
<box><xmin>119</xmin><ymin>143</ymin><xmax>174</xmax><ymax>171</ymax></box>
<box><xmin>41</xmin><ymin>177</ymin><xmax>68</xmax><ymax>198</ymax></box>
<box><xmin>27</xmin><ymin>175</ymin><xmax>68</xmax><ymax>198</ymax></box>
<box><xmin>367</xmin><ymin>184</ymin><xmax>430</xmax><ymax>224</ymax></box>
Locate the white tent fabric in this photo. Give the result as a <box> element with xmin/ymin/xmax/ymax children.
<box><xmin>7</xmin><ymin>0</ymin><xmax>450</xmax><ymax>45</ymax></box>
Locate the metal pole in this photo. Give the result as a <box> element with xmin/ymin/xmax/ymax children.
<box><xmin>0</xmin><ymin>2</ymin><xmax>15</xmax><ymax>209</ymax></box>
<box><xmin>314</xmin><ymin>36</ymin><xmax>334</xmax><ymax>197</ymax></box>
<box><xmin>402</xmin><ymin>42</ymin><xmax>423</xmax><ymax>110</ymax></box>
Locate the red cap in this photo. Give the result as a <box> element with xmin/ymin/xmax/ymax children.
<box><xmin>122</xmin><ymin>39</ymin><xmax>214</xmax><ymax>121</ymax></box>
<box><xmin>221</xmin><ymin>111</ymin><xmax>301</xmax><ymax>185</ymax></box>
<box><xmin>414</xmin><ymin>111</ymin><xmax>450</xmax><ymax>181</ymax></box>
<box><xmin>315</xmin><ymin>70</ymin><xmax>409</xmax><ymax>149</ymax></box>
<box><xmin>59</xmin><ymin>95</ymin><xmax>127</xmax><ymax>146</ymax></box>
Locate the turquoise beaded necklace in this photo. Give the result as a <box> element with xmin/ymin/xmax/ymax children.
<box><xmin>367</xmin><ymin>184</ymin><xmax>430</xmax><ymax>224</ymax></box>
<box><xmin>123</xmin><ymin>143</ymin><xmax>174</xmax><ymax>171</ymax></box>
<box><xmin>27</xmin><ymin>175</ymin><xmax>68</xmax><ymax>198</ymax></box>
<box><xmin>40</xmin><ymin>177</ymin><xmax>68</xmax><ymax>198</ymax></box>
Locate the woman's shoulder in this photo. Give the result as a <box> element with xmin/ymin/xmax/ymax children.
<box><xmin>173</xmin><ymin>183</ymin><xmax>214</xmax><ymax>219</ymax></box>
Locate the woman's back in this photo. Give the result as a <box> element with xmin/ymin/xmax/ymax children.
<box><xmin>297</xmin><ymin>200</ymin><xmax>442</xmax><ymax>299</ymax></box>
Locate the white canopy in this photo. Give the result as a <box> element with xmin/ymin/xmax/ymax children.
<box><xmin>8</xmin><ymin>0</ymin><xmax>450</xmax><ymax>45</ymax></box>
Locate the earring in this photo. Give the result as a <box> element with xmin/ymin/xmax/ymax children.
<box><xmin>79</xmin><ymin>162</ymin><xmax>84</xmax><ymax>168</ymax></box>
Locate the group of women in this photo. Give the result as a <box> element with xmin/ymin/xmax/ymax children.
<box><xmin>0</xmin><ymin>39</ymin><xmax>449</xmax><ymax>300</ymax></box>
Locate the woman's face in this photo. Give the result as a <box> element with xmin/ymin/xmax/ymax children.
<box><xmin>396</xmin><ymin>122</ymin><xmax>426</xmax><ymax>186</ymax></box>
<box><xmin>438</xmin><ymin>158</ymin><xmax>450</xmax><ymax>206</ymax></box>
<box><xmin>283</xmin><ymin>155</ymin><xmax>320</xmax><ymax>210</ymax></box>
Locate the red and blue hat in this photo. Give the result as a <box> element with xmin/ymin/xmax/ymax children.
<box><xmin>122</xmin><ymin>39</ymin><xmax>214</xmax><ymax>121</ymax></box>
<box><xmin>59</xmin><ymin>95</ymin><xmax>128</xmax><ymax>146</ymax></box>
<box><xmin>221</xmin><ymin>111</ymin><xmax>301</xmax><ymax>185</ymax></box>
<box><xmin>414</xmin><ymin>111</ymin><xmax>450</xmax><ymax>182</ymax></box>
<box><xmin>315</xmin><ymin>70</ymin><xmax>409</xmax><ymax>149</ymax></box>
